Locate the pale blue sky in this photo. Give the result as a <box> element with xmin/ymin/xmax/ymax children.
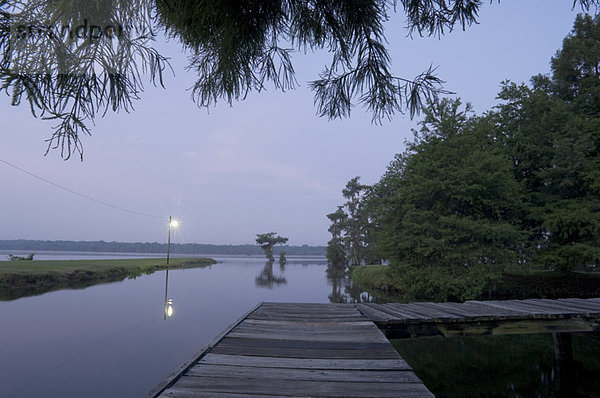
<box><xmin>0</xmin><ymin>1</ymin><xmax>586</xmax><ymax>246</ymax></box>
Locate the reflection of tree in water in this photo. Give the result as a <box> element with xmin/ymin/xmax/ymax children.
<box><xmin>279</xmin><ymin>251</ymin><xmax>287</xmax><ymax>271</ymax></box>
<box><xmin>255</xmin><ymin>261</ymin><xmax>287</xmax><ymax>289</ymax></box>
<box><xmin>394</xmin><ymin>333</ymin><xmax>594</xmax><ymax>398</ymax></box>
<box><xmin>328</xmin><ymin>273</ymin><xmax>346</xmax><ymax>303</ymax></box>
<box><xmin>326</xmin><ymin>266</ymin><xmax>374</xmax><ymax>303</ymax></box>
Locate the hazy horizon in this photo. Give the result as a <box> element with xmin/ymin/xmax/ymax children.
<box><xmin>0</xmin><ymin>238</ymin><xmax>325</xmax><ymax>247</ymax></box>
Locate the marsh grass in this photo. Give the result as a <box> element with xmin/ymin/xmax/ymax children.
<box><xmin>0</xmin><ymin>257</ymin><xmax>216</xmax><ymax>300</ymax></box>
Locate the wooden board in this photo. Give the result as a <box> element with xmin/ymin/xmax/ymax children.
<box><xmin>186</xmin><ymin>364</ymin><xmax>423</xmax><ymax>383</ymax></box>
<box><xmin>161</xmin><ymin>376</ymin><xmax>433</xmax><ymax>397</ymax></box>
<box><xmin>197</xmin><ymin>353</ymin><xmax>413</xmax><ymax>370</ymax></box>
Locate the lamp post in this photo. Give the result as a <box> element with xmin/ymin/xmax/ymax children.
<box><xmin>164</xmin><ymin>216</ymin><xmax>178</xmax><ymax>320</ymax></box>
<box><xmin>167</xmin><ymin>216</ymin><xmax>179</xmax><ymax>265</ymax></box>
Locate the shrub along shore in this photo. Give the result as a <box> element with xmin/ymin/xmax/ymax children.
<box><xmin>351</xmin><ymin>265</ymin><xmax>600</xmax><ymax>302</ymax></box>
<box><xmin>0</xmin><ymin>257</ymin><xmax>216</xmax><ymax>301</ymax></box>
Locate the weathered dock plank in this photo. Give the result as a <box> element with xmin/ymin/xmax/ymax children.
<box><xmin>149</xmin><ymin>302</ymin><xmax>434</xmax><ymax>398</ymax></box>
<box><xmin>162</xmin><ymin>376</ymin><xmax>433</xmax><ymax>397</ymax></box>
<box><xmin>197</xmin><ymin>353</ymin><xmax>413</xmax><ymax>370</ymax></box>
<box><xmin>211</xmin><ymin>341</ymin><xmax>400</xmax><ymax>359</ymax></box>
<box><xmin>186</xmin><ymin>365</ymin><xmax>423</xmax><ymax>383</ymax></box>
<box><xmin>558</xmin><ymin>298</ymin><xmax>600</xmax><ymax>311</ymax></box>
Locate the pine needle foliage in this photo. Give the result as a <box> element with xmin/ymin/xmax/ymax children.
<box><xmin>1</xmin><ymin>0</ymin><xmax>599</xmax><ymax>158</ymax></box>
<box><xmin>0</xmin><ymin>0</ymin><xmax>169</xmax><ymax>159</ymax></box>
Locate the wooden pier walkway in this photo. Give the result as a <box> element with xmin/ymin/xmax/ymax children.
<box><xmin>357</xmin><ymin>297</ymin><xmax>600</xmax><ymax>339</ymax></box>
<box><xmin>147</xmin><ymin>302</ymin><xmax>434</xmax><ymax>397</ymax></box>
<box><xmin>147</xmin><ymin>298</ymin><xmax>600</xmax><ymax>398</ymax></box>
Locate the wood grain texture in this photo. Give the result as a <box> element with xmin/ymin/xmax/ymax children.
<box><xmin>197</xmin><ymin>353</ymin><xmax>413</xmax><ymax>370</ymax></box>
<box><xmin>161</xmin><ymin>376</ymin><xmax>433</xmax><ymax>397</ymax></box>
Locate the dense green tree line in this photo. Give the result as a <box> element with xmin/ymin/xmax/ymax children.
<box><xmin>0</xmin><ymin>239</ymin><xmax>325</xmax><ymax>256</ymax></box>
<box><xmin>327</xmin><ymin>14</ymin><xmax>600</xmax><ymax>300</ymax></box>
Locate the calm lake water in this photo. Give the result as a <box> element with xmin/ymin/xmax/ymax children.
<box><xmin>0</xmin><ymin>254</ymin><xmax>353</xmax><ymax>398</ymax></box>
<box><xmin>1</xmin><ymin>252</ymin><xmax>599</xmax><ymax>398</ymax></box>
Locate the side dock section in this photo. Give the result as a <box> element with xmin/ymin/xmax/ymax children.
<box><xmin>147</xmin><ymin>302</ymin><xmax>434</xmax><ymax>397</ymax></box>
<box><xmin>358</xmin><ymin>298</ymin><xmax>600</xmax><ymax>338</ymax></box>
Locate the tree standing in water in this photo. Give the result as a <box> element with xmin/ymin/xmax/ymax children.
<box><xmin>342</xmin><ymin>177</ymin><xmax>368</xmax><ymax>266</ymax></box>
<box><xmin>256</xmin><ymin>232</ymin><xmax>288</xmax><ymax>261</ymax></box>
<box><xmin>326</xmin><ymin>206</ymin><xmax>348</xmax><ymax>269</ymax></box>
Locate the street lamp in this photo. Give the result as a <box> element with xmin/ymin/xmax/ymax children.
<box><xmin>167</xmin><ymin>216</ymin><xmax>179</xmax><ymax>265</ymax></box>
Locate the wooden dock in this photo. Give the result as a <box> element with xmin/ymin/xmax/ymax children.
<box><xmin>147</xmin><ymin>298</ymin><xmax>600</xmax><ymax>397</ymax></box>
<box><xmin>357</xmin><ymin>298</ymin><xmax>600</xmax><ymax>339</ymax></box>
<box><xmin>147</xmin><ymin>302</ymin><xmax>434</xmax><ymax>397</ymax></box>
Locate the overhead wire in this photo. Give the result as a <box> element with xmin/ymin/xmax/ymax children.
<box><xmin>0</xmin><ymin>156</ymin><xmax>162</xmax><ymax>219</ymax></box>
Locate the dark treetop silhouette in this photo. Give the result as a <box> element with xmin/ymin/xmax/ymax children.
<box><xmin>2</xmin><ymin>0</ymin><xmax>598</xmax><ymax>159</ymax></box>
<box><xmin>256</xmin><ymin>232</ymin><xmax>288</xmax><ymax>262</ymax></box>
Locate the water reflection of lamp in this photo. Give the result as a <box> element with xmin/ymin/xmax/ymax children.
<box><xmin>163</xmin><ymin>269</ymin><xmax>175</xmax><ymax>320</ymax></box>
<box><xmin>166</xmin><ymin>298</ymin><xmax>174</xmax><ymax>318</ymax></box>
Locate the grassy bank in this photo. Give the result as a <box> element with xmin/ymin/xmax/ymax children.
<box><xmin>0</xmin><ymin>257</ymin><xmax>216</xmax><ymax>300</ymax></box>
<box><xmin>351</xmin><ymin>264</ymin><xmax>600</xmax><ymax>301</ymax></box>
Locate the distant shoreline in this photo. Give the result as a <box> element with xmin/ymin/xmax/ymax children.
<box><xmin>0</xmin><ymin>239</ymin><xmax>326</xmax><ymax>256</ymax></box>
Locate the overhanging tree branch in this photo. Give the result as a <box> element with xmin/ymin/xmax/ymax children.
<box><xmin>1</xmin><ymin>0</ymin><xmax>597</xmax><ymax>159</ymax></box>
